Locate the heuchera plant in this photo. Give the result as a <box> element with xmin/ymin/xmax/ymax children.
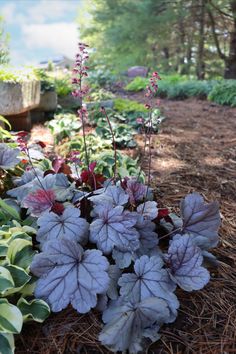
<box><xmin>2</xmin><ymin>43</ymin><xmax>221</xmax><ymax>354</ymax></box>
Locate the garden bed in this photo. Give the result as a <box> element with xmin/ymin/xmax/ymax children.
<box><xmin>15</xmin><ymin>97</ymin><xmax>236</xmax><ymax>353</ymax></box>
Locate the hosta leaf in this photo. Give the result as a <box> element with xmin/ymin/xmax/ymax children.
<box><xmin>36</xmin><ymin>207</ymin><xmax>89</xmax><ymax>249</ymax></box>
<box><xmin>0</xmin><ymin>333</ymin><xmax>15</xmax><ymax>354</ymax></box>
<box><xmin>167</xmin><ymin>234</ymin><xmax>210</xmax><ymax>291</ymax></box>
<box><xmin>0</xmin><ymin>245</ymin><xmax>8</xmax><ymax>257</ymax></box>
<box><xmin>0</xmin><ymin>267</ymin><xmax>14</xmax><ymax>294</ymax></box>
<box><xmin>180</xmin><ymin>193</ymin><xmax>221</xmax><ymax>249</ymax></box>
<box><xmin>0</xmin><ymin>299</ymin><xmax>23</xmax><ymax>334</ymax></box>
<box><xmin>4</xmin><ymin>265</ymin><xmax>31</xmax><ymax>295</ymax></box>
<box><xmin>118</xmin><ymin>255</ymin><xmax>179</xmax><ymax>322</ymax></box>
<box><xmin>30</xmin><ymin>239</ymin><xmax>109</xmax><ymax>313</ymax></box>
<box><xmin>0</xmin><ymin>144</ymin><xmax>20</xmax><ymax>170</ymax></box>
<box><xmin>90</xmin><ymin>204</ymin><xmax>139</xmax><ymax>254</ymax></box>
<box><xmin>0</xmin><ymin>199</ymin><xmax>20</xmax><ymax>221</ymax></box>
<box><xmin>7</xmin><ymin>239</ymin><xmax>35</xmax><ymax>270</ymax></box>
<box><xmin>137</xmin><ymin>201</ymin><xmax>158</xmax><ymax>220</ymax></box>
<box><xmin>99</xmin><ymin>297</ymin><xmax>170</xmax><ymax>353</ymax></box>
<box><xmin>17</xmin><ymin>298</ymin><xmax>50</xmax><ymax>323</ymax></box>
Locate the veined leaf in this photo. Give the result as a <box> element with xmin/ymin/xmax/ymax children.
<box><xmin>167</xmin><ymin>234</ymin><xmax>210</xmax><ymax>291</ymax></box>
<box><xmin>31</xmin><ymin>239</ymin><xmax>109</xmax><ymax>313</ymax></box>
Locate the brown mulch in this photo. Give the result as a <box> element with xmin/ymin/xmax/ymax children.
<box><xmin>16</xmin><ymin>97</ymin><xmax>236</xmax><ymax>353</ymax></box>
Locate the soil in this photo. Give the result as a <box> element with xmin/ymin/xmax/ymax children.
<box><xmin>16</xmin><ymin>96</ymin><xmax>236</xmax><ymax>354</ymax></box>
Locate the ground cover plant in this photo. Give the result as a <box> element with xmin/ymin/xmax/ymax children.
<box><xmin>0</xmin><ymin>43</ymin><xmax>223</xmax><ymax>354</ymax></box>
<box><xmin>0</xmin><ymin>67</ymin><xmax>38</xmax><ymax>83</ymax></box>
<box><xmin>125</xmin><ymin>75</ymin><xmax>236</xmax><ymax>106</ymax></box>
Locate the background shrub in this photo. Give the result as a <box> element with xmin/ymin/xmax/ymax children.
<box><xmin>208</xmin><ymin>80</ymin><xmax>236</xmax><ymax>107</ymax></box>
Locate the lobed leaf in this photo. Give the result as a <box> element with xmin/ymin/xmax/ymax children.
<box><xmin>167</xmin><ymin>234</ymin><xmax>210</xmax><ymax>291</ymax></box>
<box><xmin>99</xmin><ymin>297</ymin><xmax>170</xmax><ymax>353</ymax></box>
<box><xmin>118</xmin><ymin>255</ymin><xmax>179</xmax><ymax>322</ymax></box>
<box><xmin>36</xmin><ymin>207</ymin><xmax>89</xmax><ymax>249</ymax></box>
<box><xmin>90</xmin><ymin>204</ymin><xmax>139</xmax><ymax>254</ymax></box>
<box><xmin>180</xmin><ymin>193</ymin><xmax>221</xmax><ymax>249</ymax></box>
<box><xmin>31</xmin><ymin>239</ymin><xmax>109</xmax><ymax>313</ymax></box>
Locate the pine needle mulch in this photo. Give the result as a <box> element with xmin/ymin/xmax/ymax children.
<box><xmin>16</xmin><ymin>98</ymin><xmax>236</xmax><ymax>353</ymax></box>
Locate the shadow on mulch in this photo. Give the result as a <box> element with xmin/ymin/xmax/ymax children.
<box><xmin>16</xmin><ymin>97</ymin><xmax>236</xmax><ymax>353</ymax></box>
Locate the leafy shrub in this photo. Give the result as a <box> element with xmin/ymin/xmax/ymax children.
<box><xmin>208</xmin><ymin>80</ymin><xmax>236</xmax><ymax>107</ymax></box>
<box><xmin>95</xmin><ymin>120</ymin><xmax>137</xmax><ymax>148</ymax></box>
<box><xmin>87</xmin><ymin>67</ymin><xmax>117</xmax><ymax>88</ymax></box>
<box><xmin>34</xmin><ymin>69</ymin><xmax>55</xmax><ymax>93</ymax></box>
<box><xmin>53</xmin><ymin>75</ymin><xmax>73</xmax><ymax>97</ymax></box>
<box><xmin>94</xmin><ymin>150</ymin><xmax>145</xmax><ymax>181</ymax></box>
<box><xmin>0</xmin><ymin>67</ymin><xmax>38</xmax><ymax>83</ymax></box>
<box><xmin>56</xmin><ymin>133</ymin><xmax>111</xmax><ymax>160</ymax></box>
<box><xmin>114</xmin><ymin>98</ymin><xmax>148</xmax><ymax>113</ymax></box>
<box><xmin>125</xmin><ymin>76</ymin><xmax>149</xmax><ymax>91</ymax></box>
<box><xmin>87</xmin><ymin>88</ymin><xmax>115</xmax><ymax>102</ymax></box>
<box><xmin>46</xmin><ymin>113</ymin><xmax>81</xmax><ymax>143</ymax></box>
<box><xmin>168</xmin><ymin>80</ymin><xmax>217</xmax><ymax>100</ymax></box>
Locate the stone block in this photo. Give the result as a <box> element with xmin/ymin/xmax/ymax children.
<box><xmin>36</xmin><ymin>91</ymin><xmax>58</xmax><ymax>112</ymax></box>
<box><xmin>6</xmin><ymin>111</ymin><xmax>31</xmax><ymax>131</ymax></box>
<box><xmin>127</xmin><ymin>66</ymin><xmax>148</xmax><ymax>78</ymax></box>
<box><xmin>0</xmin><ymin>81</ymin><xmax>41</xmax><ymax>116</ymax></box>
<box><xmin>58</xmin><ymin>94</ymin><xmax>81</xmax><ymax>109</ymax></box>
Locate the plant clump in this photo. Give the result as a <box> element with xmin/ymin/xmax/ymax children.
<box><xmin>0</xmin><ymin>43</ymin><xmax>222</xmax><ymax>354</ymax></box>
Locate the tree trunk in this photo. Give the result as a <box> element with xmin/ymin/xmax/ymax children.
<box><xmin>224</xmin><ymin>0</ymin><xmax>236</xmax><ymax>78</ymax></box>
<box><xmin>196</xmin><ymin>0</ymin><xmax>206</xmax><ymax>80</ymax></box>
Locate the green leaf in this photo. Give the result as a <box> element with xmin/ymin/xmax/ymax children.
<box><xmin>4</xmin><ymin>265</ymin><xmax>31</xmax><ymax>295</ymax></box>
<box><xmin>0</xmin><ymin>244</ymin><xmax>8</xmax><ymax>257</ymax></box>
<box><xmin>0</xmin><ymin>200</ymin><xmax>20</xmax><ymax>221</ymax></box>
<box><xmin>0</xmin><ymin>299</ymin><xmax>23</xmax><ymax>334</ymax></box>
<box><xmin>17</xmin><ymin>298</ymin><xmax>50</xmax><ymax>323</ymax></box>
<box><xmin>0</xmin><ymin>116</ymin><xmax>11</xmax><ymax>130</ymax></box>
<box><xmin>0</xmin><ymin>267</ymin><xmax>14</xmax><ymax>294</ymax></box>
<box><xmin>7</xmin><ymin>239</ymin><xmax>35</xmax><ymax>270</ymax></box>
<box><xmin>19</xmin><ymin>276</ymin><xmax>36</xmax><ymax>296</ymax></box>
<box><xmin>0</xmin><ymin>333</ymin><xmax>15</xmax><ymax>354</ymax></box>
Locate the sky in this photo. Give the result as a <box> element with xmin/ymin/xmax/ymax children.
<box><xmin>0</xmin><ymin>0</ymin><xmax>83</xmax><ymax>66</ymax></box>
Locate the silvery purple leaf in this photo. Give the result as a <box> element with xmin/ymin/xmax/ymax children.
<box><xmin>137</xmin><ymin>201</ymin><xmax>158</xmax><ymax>220</ymax></box>
<box><xmin>167</xmin><ymin>234</ymin><xmax>210</xmax><ymax>291</ymax></box>
<box><xmin>96</xmin><ymin>294</ymin><xmax>108</xmax><ymax>311</ymax></box>
<box><xmin>180</xmin><ymin>193</ymin><xmax>221</xmax><ymax>249</ymax></box>
<box><xmin>126</xmin><ymin>178</ymin><xmax>147</xmax><ymax>204</ymax></box>
<box><xmin>89</xmin><ymin>186</ymin><xmax>128</xmax><ymax>207</ymax></box>
<box><xmin>36</xmin><ymin>207</ymin><xmax>89</xmax><ymax>249</ymax></box>
<box><xmin>13</xmin><ymin>168</ymin><xmax>44</xmax><ymax>187</ymax></box>
<box><xmin>89</xmin><ymin>204</ymin><xmax>139</xmax><ymax>254</ymax></box>
<box><xmin>22</xmin><ymin>189</ymin><xmax>56</xmax><ymax>217</ymax></box>
<box><xmin>112</xmin><ymin>248</ymin><xmax>134</xmax><ymax>268</ymax></box>
<box><xmin>99</xmin><ymin>297</ymin><xmax>170</xmax><ymax>353</ymax></box>
<box><xmin>30</xmin><ymin>239</ymin><xmax>109</xmax><ymax>313</ymax></box>
<box><xmin>135</xmin><ymin>215</ymin><xmax>158</xmax><ymax>254</ymax></box>
<box><xmin>107</xmin><ymin>265</ymin><xmax>122</xmax><ymax>300</ymax></box>
<box><xmin>0</xmin><ymin>143</ymin><xmax>20</xmax><ymax>170</ymax></box>
<box><xmin>118</xmin><ymin>255</ymin><xmax>179</xmax><ymax>322</ymax></box>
